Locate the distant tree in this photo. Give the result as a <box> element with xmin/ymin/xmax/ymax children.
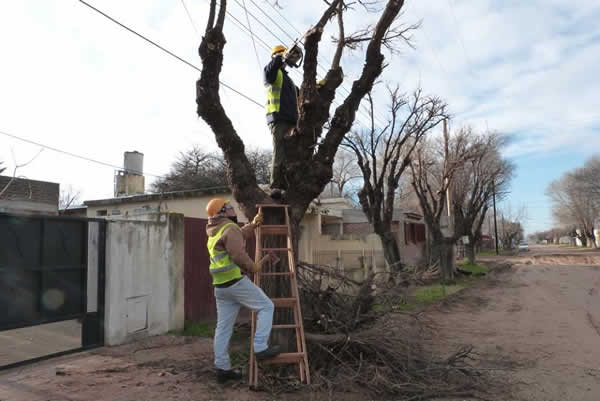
<box><xmin>497</xmin><ymin>205</ymin><xmax>526</xmax><ymax>249</ymax></box>
<box><xmin>330</xmin><ymin>148</ymin><xmax>362</xmax><ymax>198</ymax></box>
<box><xmin>546</xmin><ymin>172</ymin><xmax>598</xmax><ymax>248</ymax></box>
<box><xmin>152</xmin><ymin>146</ymin><xmax>272</xmax><ymax>192</ymax></box>
<box><xmin>451</xmin><ymin>129</ymin><xmax>515</xmax><ymax>264</ymax></box>
<box><xmin>0</xmin><ymin>150</ymin><xmax>43</xmax><ymax>199</ymax></box>
<box><xmin>345</xmin><ymin>87</ymin><xmax>447</xmax><ymax>271</ymax></box>
<box><xmin>574</xmin><ymin>156</ymin><xmax>600</xmax><ymax>208</ymax></box>
<box><xmin>59</xmin><ymin>185</ymin><xmax>81</xmax><ymax>213</ymax></box>
<box><xmin>410</xmin><ymin>124</ymin><xmax>478</xmax><ymax>280</ymax></box>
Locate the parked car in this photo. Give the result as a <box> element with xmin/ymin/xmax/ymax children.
<box><xmin>518</xmin><ymin>241</ymin><xmax>529</xmax><ymax>252</ymax></box>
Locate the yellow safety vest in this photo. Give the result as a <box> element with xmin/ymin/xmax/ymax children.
<box><xmin>265</xmin><ymin>70</ymin><xmax>283</xmax><ymax>115</ymax></box>
<box><xmin>207</xmin><ymin>223</ymin><xmax>243</xmax><ymax>285</ymax></box>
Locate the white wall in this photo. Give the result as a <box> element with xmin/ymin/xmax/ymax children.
<box><xmin>104</xmin><ymin>213</ymin><xmax>184</xmax><ymax>345</ymax></box>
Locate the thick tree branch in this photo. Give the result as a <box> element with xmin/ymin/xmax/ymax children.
<box><xmin>331</xmin><ymin>1</ymin><xmax>345</xmax><ymax>70</ymax></box>
<box><xmin>317</xmin><ymin>0</ymin><xmax>406</xmax><ymax>165</ymax></box>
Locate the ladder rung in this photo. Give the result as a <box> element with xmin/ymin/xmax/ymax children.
<box><xmin>259</xmin><ymin>272</ymin><xmax>293</xmax><ymax>276</ymax></box>
<box><xmin>272</xmin><ymin>298</ymin><xmax>297</xmax><ymax>308</ymax></box>
<box><xmin>262</xmin><ymin>247</ymin><xmax>292</xmax><ymax>251</ymax></box>
<box><xmin>260</xmin><ymin>352</ymin><xmax>305</xmax><ymax>365</ymax></box>
<box><xmin>272</xmin><ymin>324</ymin><xmax>300</xmax><ymax>329</ymax></box>
<box><xmin>260</xmin><ymin>225</ymin><xmax>289</xmax><ymax>235</ymax></box>
<box><xmin>256</xmin><ymin>204</ymin><xmax>289</xmax><ymax>208</ymax></box>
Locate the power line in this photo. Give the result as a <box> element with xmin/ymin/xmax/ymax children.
<box><xmin>446</xmin><ymin>0</ymin><xmax>472</xmax><ymax>68</ymax></box>
<box><xmin>240</xmin><ymin>0</ymin><xmax>262</xmax><ymax>73</ymax></box>
<box><xmin>248</xmin><ymin>0</ymin><xmax>296</xmax><ymax>44</ymax></box>
<box><xmin>220</xmin><ymin>0</ymin><xmax>380</xmax><ymax>129</ymax></box>
<box><xmin>78</xmin><ymin>0</ymin><xmax>263</xmax><ymax>108</ymax></box>
<box><xmin>0</xmin><ymin>129</ymin><xmax>165</xmax><ymax>178</ymax></box>
<box><xmin>230</xmin><ymin>0</ymin><xmax>289</xmax><ymax>47</ymax></box>
<box><xmin>238</xmin><ymin>1</ymin><xmax>390</xmax><ymax>128</ymax></box>
<box><xmin>180</xmin><ymin>0</ymin><xmax>199</xmax><ymax>37</ymax></box>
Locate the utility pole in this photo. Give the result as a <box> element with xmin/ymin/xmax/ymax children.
<box><xmin>443</xmin><ymin>119</ymin><xmax>452</xmax><ymax>231</ymax></box>
<box><xmin>493</xmin><ymin>180</ymin><xmax>499</xmax><ymax>255</ymax></box>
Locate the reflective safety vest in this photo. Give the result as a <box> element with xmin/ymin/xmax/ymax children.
<box><xmin>265</xmin><ymin>69</ymin><xmax>283</xmax><ymax>115</ymax></box>
<box><xmin>207</xmin><ymin>223</ymin><xmax>243</xmax><ymax>285</ymax></box>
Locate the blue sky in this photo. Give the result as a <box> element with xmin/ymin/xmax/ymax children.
<box><xmin>0</xmin><ymin>0</ymin><xmax>599</xmax><ymax>235</ymax></box>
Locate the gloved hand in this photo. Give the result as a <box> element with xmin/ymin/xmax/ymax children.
<box><xmin>316</xmin><ymin>78</ymin><xmax>327</xmax><ymax>89</ymax></box>
<box><xmin>252</xmin><ymin>211</ymin><xmax>264</xmax><ymax>226</ymax></box>
<box><xmin>251</xmin><ymin>254</ymin><xmax>272</xmax><ymax>273</ymax></box>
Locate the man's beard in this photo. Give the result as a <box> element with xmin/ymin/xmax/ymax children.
<box><xmin>228</xmin><ymin>216</ymin><xmax>239</xmax><ymax>224</ymax></box>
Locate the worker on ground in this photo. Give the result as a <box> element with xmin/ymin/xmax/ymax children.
<box><xmin>264</xmin><ymin>44</ymin><xmax>302</xmax><ymax>200</ymax></box>
<box><xmin>206</xmin><ymin>198</ymin><xmax>280</xmax><ymax>384</ymax></box>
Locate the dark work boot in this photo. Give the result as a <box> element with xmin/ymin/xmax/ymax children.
<box><xmin>216</xmin><ymin>368</ymin><xmax>242</xmax><ymax>384</ymax></box>
<box><xmin>255</xmin><ymin>345</ymin><xmax>281</xmax><ymax>361</ymax></box>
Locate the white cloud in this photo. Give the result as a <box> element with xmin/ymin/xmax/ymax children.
<box><xmin>0</xmin><ymin>0</ymin><xmax>599</xmax><ymax>211</ymax></box>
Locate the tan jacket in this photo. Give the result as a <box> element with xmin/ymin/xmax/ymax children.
<box><xmin>206</xmin><ymin>217</ymin><xmax>257</xmax><ymax>272</ymax></box>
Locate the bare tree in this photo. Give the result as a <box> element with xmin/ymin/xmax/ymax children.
<box><xmin>196</xmin><ymin>0</ymin><xmax>415</xmax><ymax>250</ymax></box>
<box><xmin>59</xmin><ymin>185</ymin><xmax>82</xmax><ymax>213</ymax></box>
<box><xmin>496</xmin><ymin>205</ymin><xmax>526</xmax><ymax>249</ymax></box>
<box><xmin>410</xmin><ymin>125</ymin><xmax>479</xmax><ymax>281</ymax></box>
<box><xmin>151</xmin><ymin>146</ymin><xmax>272</xmax><ymax>192</ymax></box>
<box><xmin>547</xmin><ymin>173</ymin><xmax>598</xmax><ymax>248</ymax></box>
<box><xmin>574</xmin><ymin>156</ymin><xmax>600</xmax><ymax>207</ymax></box>
<box><xmin>344</xmin><ymin>87</ymin><xmax>447</xmax><ymax>270</ymax></box>
<box><xmin>330</xmin><ymin>148</ymin><xmax>362</xmax><ymax>197</ymax></box>
<box><xmin>451</xmin><ymin>130</ymin><xmax>514</xmax><ymax>264</ymax></box>
<box><xmin>0</xmin><ymin>149</ymin><xmax>44</xmax><ymax>199</ymax></box>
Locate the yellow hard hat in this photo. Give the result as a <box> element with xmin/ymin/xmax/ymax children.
<box><xmin>271</xmin><ymin>44</ymin><xmax>286</xmax><ymax>56</ymax></box>
<box><xmin>206</xmin><ymin>198</ymin><xmax>229</xmax><ymax>217</ymax></box>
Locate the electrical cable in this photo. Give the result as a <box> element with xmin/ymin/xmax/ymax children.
<box><xmin>0</xmin><ymin>129</ymin><xmax>165</xmax><ymax>178</ymax></box>
<box><xmin>79</xmin><ymin>0</ymin><xmax>263</xmax><ymax>108</ymax></box>
<box><xmin>240</xmin><ymin>0</ymin><xmax>263</xmax><ymax>73</ymax></box>
<box><xmin>180</xmin><ymin>0</ymin><xmax>200</xmax><ymax>37</ymax></box>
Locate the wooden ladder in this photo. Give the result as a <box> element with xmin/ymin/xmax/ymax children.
<box><xmin>249</xmin><ymin>204</ymin><xmax>310</xmax><ymax>388</ymax></box>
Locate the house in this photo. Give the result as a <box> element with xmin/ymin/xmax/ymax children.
<box><xmin>0</xmin><ymin>175</ymin><xmax>59</xmax><ymax>215</ymax></box>
<box><xmin>85</xmin><ymin>190</ymin><xmax>426</xmax><ymax>275</ymax></box>
<box><xmin>84</xmin><ymin>152</ymin><xmax>427</xmax><ymax>280</ymax></box>
<box><xmin>59</xmin><ymin>204</ymin><xmax>88</xmax><ymax>216</ymax></box>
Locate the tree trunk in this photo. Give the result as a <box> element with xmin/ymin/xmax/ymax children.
<box><xmin>439</xmin><ymin>240</ymin><xmax>456</xmax><ymax>282</ymax></box>
<box><xmin>465</xmin><ymin>241</ymin><xmax>476</xmax><ymax>265</ymax></box>
<box><xmin>587</xmin><ymin>233</ymin><xmax>597</xmax><ymax>249</ymax></box>
<box><xmin>380</xmin><ymin>231</ymin><xmax>403</xmax><ymax>273</ymax></box>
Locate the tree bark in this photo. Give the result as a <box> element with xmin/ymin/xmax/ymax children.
<box><xmin>380</xmin><ymin>231</ymin><xmax>402</xmax><ymax>272</ymax></box>
<box><xmin>439</xmin><ymin>240</ymin><xmax>456</xmax><ymax>281</ymax></box>
<box><xmin>465</xmin><ymin>241</ymin><xmax>475</xmax><ymax>265</ymax></box>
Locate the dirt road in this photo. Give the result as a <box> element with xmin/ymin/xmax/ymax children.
<box><xmin>434</xmin><ymin>244</ymin><xmax>600</xmax><ymax>401</ymax></box>
<box><xmin>0</xmin><ymin>245</ymin><xmax>598</xmax><ymax>400</ymax></box>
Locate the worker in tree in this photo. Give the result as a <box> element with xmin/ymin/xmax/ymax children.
<box><xmin>264</xmin><ymin>44</ymin><xmax>302</xmax><ymax>199</ymax></box>
<box><xmin>205</xmin><ymin>198</ymin><xmax>280</xmax><ymax>383</ymax></box>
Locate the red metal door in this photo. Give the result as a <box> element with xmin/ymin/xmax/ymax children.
<box><xmin>184</xmin><ymin>218</ymin><xmax>215</xmax><ymax>321</ymax></box>
<box><xmin>184</xmin><ymin>218</ymin><xmax>256</xmax><ymax>322</ymax></box>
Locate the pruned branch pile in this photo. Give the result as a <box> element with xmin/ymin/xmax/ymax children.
<box><xmin>255</xmin><ymin>262</ymin><xmax>493</xmax><ymax>399</ymax></box>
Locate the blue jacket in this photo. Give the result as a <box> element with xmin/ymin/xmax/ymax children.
<box><xmin>264</xmin><ymin>56</ymin><xmax>298</xmax><ymax>124</ymax></box>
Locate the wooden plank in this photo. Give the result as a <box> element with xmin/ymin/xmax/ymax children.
<box><xmin>260</xmin><ymin>272</ymin><xmax>293</xmax><ymax>276</ymax></box>
<box><xmin>260</xmin><ymin>225</ymin><xmax>289</xmax><ymax>235</ymax></box>
<box><xmin>260</xmin><ymin>352</ymin><xmax>305</xmax><ymax>365</ymax></box>
<box><xmin>272</xmin><ymin>298</ymin><xmax>297</xmax><ymax>308</ymax></box>
<box><xmin>272</xmin><ymin>324</ymin><xmax>300</xmax><ymax>329</ymax></box>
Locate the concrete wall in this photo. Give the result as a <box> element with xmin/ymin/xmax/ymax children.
<box><xmin>0</xmin><ymin>200</ymin><xmax>58</xmax><ymax>215</ymax></box>
<box><xmin>86</xmin><ymin>194</ymin><xmax>248</xmax><ymax>222</ymax></box>
<box><xmin>104</xmin><ymin>213</ymin><xmax>184</xmax><ymax>345</ymax></box>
